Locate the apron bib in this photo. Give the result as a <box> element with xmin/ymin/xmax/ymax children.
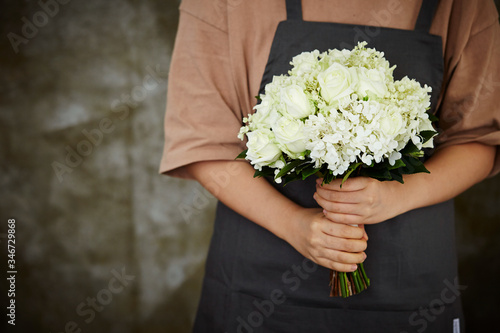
<box><xmin>194</xmin><ymin>1</ymin><xmax>464</xmax><ymax>332</ymax></box>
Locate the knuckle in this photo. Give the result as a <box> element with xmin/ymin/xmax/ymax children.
<box><xmin>356</xmin><ymin>252</ymin><xmax>366</xmax><ymax>263</ymax></box>
<box><xmin>349</xmin><ymin>227</ymin><xmax>363</xmax><ymax>239</ymax></box>
<box><xmin>338</xmin><ymin>224</ymin><xmax>363</xmax><ymax>239</ymax></box>
<box><xmin>352</xmin><ymin>244</ymin><xmax>365</xmax><ymax>254</ymax></box>
<box><xmin>306</xmin><ymin>233</ymin><xmax>316</xmax><ymax>248</ymax></box>
<box><xmin>339</xmin><ymin>238</ymin><xmax>353</xmax><ymax>252</ymax></box>
<box><xmin>339</xmin><ymin>225</ymin><xmax>352</xmax><ymax>238</ymax></box>
<box><xmin>336</xmin><ymin>251</ymin><xmax>350</xmax><ymax>264</ymax></box>
<box><xmin>310</xmin><ymin>219</ymin><xmax>320</xmax><ymax>231</ymax></box>
<box><xmin>309</xmin><ymin>234</ymin><xmax>322</xmax><ymax>248</ymax></box>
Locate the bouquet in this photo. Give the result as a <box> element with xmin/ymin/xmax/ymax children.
<box><xmin>237</xmin><ymin>42</ymin><xmax>437</xmax><ymax>297</ymax></box>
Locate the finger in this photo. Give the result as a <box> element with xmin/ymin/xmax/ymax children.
<box><xmin>314</xmin><ymin>193</ymin><xmax>362</xmax><ymax>214</ymax></box>
<box><xmin>321</xmin><ymin>234</ymin><xmax>368</xmax><ymax>253</ymax></box>
<box><xmin>316</xmin><ymin>248</ymin><xmax>367</xmax><ymax>266</ymax></box>
<box><xmin>314</xmin><ymin>188</ymin><xmax>362</xmax><ymax>204</ymax></box>
<box><xmin>319</xmin><ymin>219</ymin><xmax>365</xmax><ymax>239</ymax></box>
<box><xmin>323</xmin><ymin>211</ymin><xmax>364</xmax><ymax>225</ymax></box>
<box><xmin>316</xmin><ymin>177</ymin><xmax>371</xmax><ymax>192</ymax></box>
<box><xmin>359</xmin><ymin>224</ymin><xmax>369</xmax><ymax>240</ymax></box>
<box><xmin>315</xmin><ymin>257</ymin><xmax>359</xmax><ymax>272</ymax></box>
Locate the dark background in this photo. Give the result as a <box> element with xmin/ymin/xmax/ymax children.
<box><xmin>0</xmin><ymin>1</ymin><xmax>499</xmax><ymax>332</ymax></box>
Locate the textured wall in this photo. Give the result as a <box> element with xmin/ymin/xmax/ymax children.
<box><xmin>0</xmin><ymin>1</ymin><xmax>499</xmax><ymax>332</ymax></box>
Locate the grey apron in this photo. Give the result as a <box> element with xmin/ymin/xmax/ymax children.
<box><xmin>193</xmin><ymin>1</ymin><xmax>464</xmax><ymax>332</ymax></box>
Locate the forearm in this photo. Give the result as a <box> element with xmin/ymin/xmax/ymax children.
<box><xmin>185</xmin><ymin>160</ymin><xmax>302</xmax><ymax>240</ymax></box>
<box><xmin>186</xmin><ymin>159</ymin><xmax>368</xmax><ymax>272</ymax></box>
<box><xmin>394</xmin><ymin>142</ymin><xmax>496</xmax><ymax>215</ymax></box>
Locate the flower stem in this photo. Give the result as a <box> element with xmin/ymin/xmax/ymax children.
<box><xmin>329</xmin><ymin>266</ymin><xmax>370</xmax><ymax>297</ymax></box>
<box><xmin>359</xmin><ymin>262</ymin><xmax>370</xmax><ymax>288</ymax></box>
<box><xmin>339</xmin><ymin>272</ymin><xmax>347</xmax><ymax>297</ymax></box>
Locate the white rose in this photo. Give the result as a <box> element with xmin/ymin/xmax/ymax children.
<box><xmin>380</xmin><ymin>111</ymin><xmax>403</xmax><ymax>137</ymax></box>
<box><xmin>356</xmin><ymin>67</ymin><xmax>389</xmax><ymax>99</ymax></box>
<box><xmin>291</xmin><ymin>50</ymin><xmax>320</xmax><ymax>76</ymax></box>
<box><xmin>317</xmin><ymin>63</ymin><xmax>354</xmax><ymax>105</ymax></box>
<box><xmin>252</xmin><ymin>99</ymin><xmax>279</xmax><ymax>129</ymax></box>
<box><xmin>280</xmin><ymin>84</ymin><xmax>314</xmax><ymax>119</ymax></box>
<box><xmin>246</xmin><ymin>129</ymin><xmax>282</xmax><ymax>168</ymax></box>
<box><xmin>272</xmin><ymin>117</ymin><xmax>307</xmax><ymax>157</ymax></box>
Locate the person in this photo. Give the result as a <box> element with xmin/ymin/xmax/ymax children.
<box><xmin>159</xmin><ymin>0</ymin><xmax>500</xmax><ymax>332</ymax></box>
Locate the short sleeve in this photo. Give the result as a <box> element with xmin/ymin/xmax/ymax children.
<box><xmin>159</xmin><ymin>1</ymin><xmax>245</xmax><ymax>179</ymax></box>
<box><xmin>436</xmin><ymin>3</ymin><xmax>500</xmax><ymax>177</ymax></box>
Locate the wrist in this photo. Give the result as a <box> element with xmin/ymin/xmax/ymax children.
<box><xmin>386</xmin><ymin>179</ymin><xmax>411</xmax><ymax>218</ymax></box>
<box><xmin>388</xmin><ymin>172</ymin><xmax>432</xmax><ymax>216</ymax></box>
<box><xmin>274</xmin><ymin>204</ymin><xmax>306</xmax><ymax>242</ymax></box>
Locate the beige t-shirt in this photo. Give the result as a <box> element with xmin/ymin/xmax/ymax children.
<box><xmin>160</xmin><ymin>0</ymin><xmax>500</xmax><ymax>178</ymax></box>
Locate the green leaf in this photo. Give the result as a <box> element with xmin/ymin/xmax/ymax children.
<box><xmin>389</xmin><ymin>170</ymin><xmax>404</xmax><ymax>184</ymax></box>
<box><xmin>295</xmin><ymin>160</ymin><xmax>314</xmax><ymax>174</ymax></box>
<box><xmin>419</xmin><ymin>130</ymin><xmax>437</xmax><ymax>144</ymax></box>
<box><xmin>342</xmin><ymin>162</ymin><xmax>362</xmax><ymax>185</ymax></box>
<box><xmin>276</xmin><ymin>159</ymin><xmax>306</xmax><ymax>179</ymax></box>
<box><xmin>398</xmin><ymin>156</ymin><xmax>430</xmax><ymax>175</ymax></box>
<box><xmin>409</xmin><ymin>161</ymin><xmax>430</xmax><ymax>174</ymax></box>
<box><xmin>360</xmin><ymin>167</ymin><xmax>392</xmax><ymax>180</ymax></box>
<box><xmin>388</xmin><ymin>159</ymin><xmax>406</xmax><ymax>170</ymax></box>
<box><xmin>322</xmin><ymin>171</ymin><xmax>335</xmax><ymax>184</ymax></box>
<box><xmin>236</xmin><ymin>149</ymin><xmax>248</xmax><ymax>160</ymax></box>
<box><xmin>301</xmin><ymin>166</ymin><xmax>321</xmax><ymax>180</ymax></box>
<box><xmin>282</xmin><ymin>174</ymin><xmax>302</xmax><ymax>186</ymax></box>
<box><xmin>427</xmin><ymin>111</ymin><xmax>439</xmax><ymax>122</ymax></box>
<box><xmin>253</xmin><ymin>167</ymin><xmax>274</xmax><ymax>178</ymax></box>
<box><xmin>409</xmin><ymin>151</ymin><xmax>424</xmax><ymax>158</ymax></box>
<box><xmin>400</xmin><ymin>140</ymin><xmax>420</xmax><ymax>155</ymax></box>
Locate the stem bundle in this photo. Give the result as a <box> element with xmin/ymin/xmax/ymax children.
<box><xmin>329</xmin><ymin>263</ymin><xmax>370</xmax><ymax>297</ymax></box>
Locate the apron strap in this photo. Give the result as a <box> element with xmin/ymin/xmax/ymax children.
<box><xmin>286</xmin><ymin>0</ymin><xmax>439</xmax><ymax>31</ymax></box>
<box><xmin>414</xmin><ymin>0</ymin><xmax>440</xmax><ymax>32</ymax></box>
<box><xmin>286</xmin><ymin>0</ymin><xmax>303</xmax><ymax>21</ymax></box>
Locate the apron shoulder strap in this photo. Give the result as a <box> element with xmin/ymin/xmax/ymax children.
<box><xmin>286</xmin><ymin>0</ymin><xmax>303</xmax><ymax>21</ymax></box>
<box><xmin>286</xmin><ymin>0</ymin><xmax>439</xmax><ymax>32</ymax></box>
<box><xmin>414</xmin><ymin>0</ymin><xmax>440</xmax><ymax>32</ymax></box>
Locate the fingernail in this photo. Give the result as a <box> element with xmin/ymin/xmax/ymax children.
<box><xmin>351</xmin><ymin>264</ymin><xmax>358</xmax><ymax>271</ymax></box>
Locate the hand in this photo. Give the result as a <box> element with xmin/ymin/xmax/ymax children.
<box><xmin>283</xmin><ymin>208</ymin><xmax>368</xmax><ymax>272</ymax></box>
<box><xmin>314</xmin><ymin>177</ymin><xmax>404</xmax><ymax>225</ymax></box>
